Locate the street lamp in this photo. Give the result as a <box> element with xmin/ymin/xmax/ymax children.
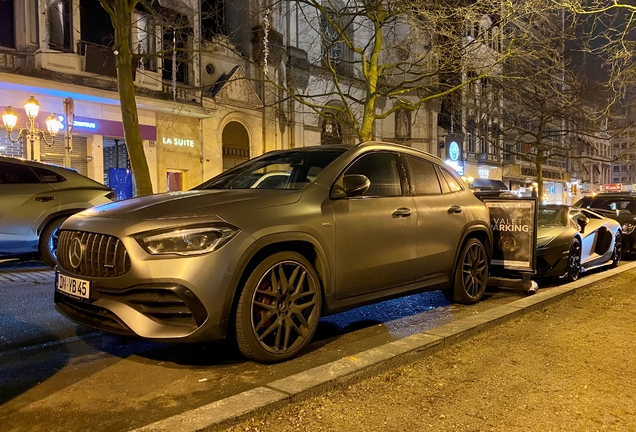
<box><xmin>2</xmin><ymin>96</ymin><xmax>62</xmax><ymax>160</ymax></box>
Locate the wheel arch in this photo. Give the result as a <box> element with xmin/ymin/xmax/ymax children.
<box><xmin>452</xmin><ymin>223</ymin><xmax>493</xmax><ymax>272</ymax></box>
<box><xmin>37</xmin><ymin>209</ymin><xmax>86</xmax><ymax>236</ymax></box>
<box><xmin>219</xmin><ymin>232</ymin><xmax>331</xmax><ymax>338</ymax></box>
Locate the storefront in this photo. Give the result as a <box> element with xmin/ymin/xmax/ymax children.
<box><xmin>156</xmin><ymin>112</ymin><xmax>202</xmax><ymax>192</ymax></box>
<box><xmin>0</xmin><ymin>89</ymin><xmax>157</xmax><ymax>194</ymax></box>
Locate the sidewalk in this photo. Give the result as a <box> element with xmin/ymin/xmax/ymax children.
<box><xmin>130</xmin><ymin>263</ymin><xmax>636</xmax><ymax>432</ymax></box>
<box><xmin>215</xmin><ymin>267</ymin><xmax>636</xmax><ymax>432</ymax></box>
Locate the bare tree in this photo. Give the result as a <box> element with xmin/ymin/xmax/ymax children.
<box><xmin>98</xmin><ymin>0</ymin><xmax>154</xmax><ymax>196</ymax></box>
<box><xmin>255</xmin><ymin>0</ymin><xmax>524</xmax><ymax>143</ymax></box>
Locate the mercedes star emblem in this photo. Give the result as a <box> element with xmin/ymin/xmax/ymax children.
<box><xmin>69</xmin><ymin>238</ymin><xmax>84</xmax><ymax>269</ymax></box>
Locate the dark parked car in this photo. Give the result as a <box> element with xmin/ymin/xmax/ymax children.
<box><xmin>574</xmin><ymin>193</ymin><xmax>636</xmax><ymax>255</ymax></box>
<box><xmin>469</xmin><ymin>178</ymin><xmax>515</xmax><ymax>201</ymax></box>
<box><xmin>536</xmin><ymin>205</ymin><xmax>621</xmax><ymax>281</ymax></box>
<box><xmin>54</xmin><ymin>142</ymin><xmax>492</xmax><ymax>362</ymax></box>
<box><xmin>0</xmin><ymin>156</ymin><xmax>115</xmax><ymax>265</ymax></box>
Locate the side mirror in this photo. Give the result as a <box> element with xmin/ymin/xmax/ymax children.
<box><xmin>332</xmin><ymin>174</ymin><xmax>370</xmax><ymax>198</ymax></box>
<box><xmin>577</xmin><ymin>215</ymin><xmax>589</xmax><ymax>233</ymax></box>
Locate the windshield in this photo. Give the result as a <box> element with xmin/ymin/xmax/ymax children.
<box><xmin>538</xmin><ymin>207</ymin><xmax>568</xmax><ymax>227</ymax></box>
<box><xmin>194</xmin><ymin>149</ymin><xmax>347</xmax><ymax>190</ymax></box>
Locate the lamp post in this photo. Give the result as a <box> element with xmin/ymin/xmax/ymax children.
<box><xmin>2</xmin><ymin>96</ymin><xmax>62</xmax><ymax>160</ymax></box>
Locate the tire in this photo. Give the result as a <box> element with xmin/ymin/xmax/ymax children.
<box><xmin>446</xmin><ymin>238</ymin><xmax>489</xmax><ymax>305</ymax></box>
<box><xmin>235</xmin><ymin>251</ymin><xmax>322</xmax><ymax>363</ymax></box>
<box><xmin>566</xmin><ymin>238</ymin><xmax>582</xmax><ymax>282</ymax></box>
<box><xmin>611</xmin><ymin>232</ymin><xmax>622</xmax><ymax>268</ymax></box>
<box><xmin>39</xmin><ymin>217</ymin><xmax>68</xmax><ymax>267</ymax></box>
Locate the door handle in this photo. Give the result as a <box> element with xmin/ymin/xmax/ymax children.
<box><xmin>35</xmin><ymin>196</ymin><xmax>55</xmax><ymax>202</ymax></box>
<box><xmin>393</xmin><ymin>207</ymin><xmax>411</xmax><ymax>218</ymax></box>
<box><xmin>447</xmin><ymin>205</ymin><xmax>462</xmax><ymax>214</ymax></box>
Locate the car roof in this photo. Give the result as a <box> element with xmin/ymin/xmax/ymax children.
<box><xmin>593</xmin><ymin>193</ymin><xmax>636</xmax><ymax>199</ymax></box>
<box><xmin>0</xmin><ymin>155</ymin><xmax>111</xmax><ymax>190</ymax></box>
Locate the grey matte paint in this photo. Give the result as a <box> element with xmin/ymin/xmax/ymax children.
<box><xmin>54</xmin><ymin>142</ymin><xmax>493</xmax><ymax>346</ymax></box>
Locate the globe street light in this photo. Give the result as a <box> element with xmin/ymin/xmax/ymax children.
<box><xmin>1</xmin><ymin>96</ymin><xmax>62</xmax><ymax>160</ymax></box>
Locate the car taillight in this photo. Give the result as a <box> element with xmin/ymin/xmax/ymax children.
<box><xmin>106</xmin><ymin>191</ymin><xmax>117</xmax><ymax>201</ymax></box>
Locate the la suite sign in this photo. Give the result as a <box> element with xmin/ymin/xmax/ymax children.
<box><xmin>162</xmin><ymin>137</ymin><xmax>195</xmax><ymax>147</ymax></box>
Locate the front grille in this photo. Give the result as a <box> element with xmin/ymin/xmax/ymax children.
<box><xmin>58</xmin><ymin>230</ymin><xmax>131</xmax><ymax>277</ymax></box>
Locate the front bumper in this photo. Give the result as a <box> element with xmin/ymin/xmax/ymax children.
<box><xmin>53</xmin><ymin>226</ymin><xmax>251</xmax><ymax>343</ymax></box>
<box><xmin>534</xmin><ymin>245</ymin><xmax>569</xmax><ymax>278</ymax></box>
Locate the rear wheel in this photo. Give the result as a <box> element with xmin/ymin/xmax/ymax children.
<box><xmin>235</xmin><ymin>251</ymin><xmax>322</xmax><ymax>363</ymax></box>
<box><xmin>39</xmin><ymin>217</ymin><xmax>67</xmax><ymax>267</ymax></box>
<box><xmin>444</xmin><ymin>238</ymin><xmax>489</xmax><ymax>304</ymax></box>
<box><xmin>611</xmin><ymin>232</ymin><xmax>622</xmax><ymax>268</ymax></box>
<box><xmin>566</xmin><ymin>238</ymin><xmax>582</xmax><ymax>282</ymax></box>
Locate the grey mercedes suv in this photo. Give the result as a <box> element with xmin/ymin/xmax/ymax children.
<box><xmin>54</xmin><ymin>142</ymin><xmax>492</xmax><ymax>362</ymax></box>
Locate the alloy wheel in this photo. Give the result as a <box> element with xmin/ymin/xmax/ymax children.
<box><xmin>250</xmin><ymin>260</ymin><xmax>319</xmax><ymax>355</ymax></box>
<box><xmin>567</xmin><ymin>240</ymin><xmax>581</xmax><ymax>281</ymax></box>
<box><xmin>460</xmin><ymin>241</ymin><xmax>488</xmax><ymax>299</ymax></box>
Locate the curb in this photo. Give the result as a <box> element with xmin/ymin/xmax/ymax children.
<box><xmin>130</xmin><ymin>261</ymin><xmax>636</xmax><ymax>432</ymax></box>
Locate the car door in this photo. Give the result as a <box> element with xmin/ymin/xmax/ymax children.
<box><xmin>0</xmin><ymin>160</ymin><xmax>60</xmax><ymax>254</ymax></box>
<box><xmin>402</xmin><ymin>156</ymin><xmax>466</xmax><ymax>284</ymax></box>
<box><xmin>330</xmin><ymin>151</ymin><xmax>417</xmax><ymax>300</ymax></box>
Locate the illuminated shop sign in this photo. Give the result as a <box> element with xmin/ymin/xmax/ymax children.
<box><xmin>57</xmin><ymin>115</ymin><xmax>97</xmax><ymax>130</ymax></box>
<box><xmin>162</xmin><ymin>137</ymin><xmax>195</xmax><ymax>147</ymax></box>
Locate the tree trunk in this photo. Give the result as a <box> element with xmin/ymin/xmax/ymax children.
<box><xmin>111</xmin><ymin>0</ymin><xmax>153</xmax><ymax>196</ymax></box>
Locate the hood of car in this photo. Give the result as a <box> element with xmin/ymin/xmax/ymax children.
<box><xmin>83</xmin><ymin>189</ymin><xmax>303</xmax><ymax>220</ymax></box>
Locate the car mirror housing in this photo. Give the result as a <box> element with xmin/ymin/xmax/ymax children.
<box><xmin>332</xmin><ymin>174</ymin><xmax>371</xmax><ymax>199</ymax></box>
<box><xmin>577</xmin><ymin>215</ymin><xmax>589</xmax><ymax>233</ymax></box>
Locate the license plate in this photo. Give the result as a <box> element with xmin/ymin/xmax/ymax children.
<box><xmin>56</xmin><ymin>272</ymin><xmax>91</xmax><ymax>299</ymax></box>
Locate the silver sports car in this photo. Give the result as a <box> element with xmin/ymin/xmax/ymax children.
<box><xmin>536</xmin><ymin>205</ymin><xmax>622</xmax><ymax>281</ymax></box>
<box><xmin>54</xmin><ymin>142</ymin><xmax>493</xmax><ymax>362</ymax></box>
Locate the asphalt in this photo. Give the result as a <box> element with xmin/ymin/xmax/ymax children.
<box><xmin>127</xmin><ymin>261</ymin><xmax>636</xmax><ymax>432</ymax></box>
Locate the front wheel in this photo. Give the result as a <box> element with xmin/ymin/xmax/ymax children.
<box><xmin>566</xmin><ymin>238</ymin><xmax>582</xmax><ymax>282</ymax></box>
<box><xmin>444</xmin><ymin>238</ymin><xmax>489</xmax><ymax>305</ymax></box>
<box><xmin>39</xmin><ymin>217</ymin><xmax>68</xmax><ymax>267</ymax></box>
<box><xmin>611</xmin><ymin>232</ymin><xmax>622</xmax><ymax>268</ymax></box>
<box><xmin>235</xmin><ymin>251</ymin><xmax>322</xmax><ymax>363</ymax></box>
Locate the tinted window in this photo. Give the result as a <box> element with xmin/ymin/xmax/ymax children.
<box><xmin>195</xmin><ymin>149</ymin><xmax>346</xmax><ymax>190</ymax></box>
<box><xmin>344</xmin><ymin>152</ymin><xmax>402</xmax><ymax>197</ymax></box>
<box><xmin>30</xmin><ymin>166</ymin><xmax>66</xmax><ymax>183</ymax></box>
<box><xmin>0</xmin><ymin>161</ymin><xmax>41</xmax><ymax>184</ymax></box>
<box><xmin>405</xmin><ymin>156</ymin><xmax>441</xmax><ymax>195</ymax></box>
<box><xmin>538</xmin><ymin>207</ymin><xmax>568</xmax><ymax>226</ymax></box>
<box><xmin>439</xmin><ymin>168</ymin><xmax>464</xmax><ymax>192</ymax></box>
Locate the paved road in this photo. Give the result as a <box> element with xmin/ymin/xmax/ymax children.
<box><xmin>0</xmin><ymin>258</ymin><xmax>623</xmax><ymax>432</ymax></box>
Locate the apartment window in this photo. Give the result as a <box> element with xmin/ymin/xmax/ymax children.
<box><xmin>47</xmin><ymin>0</ymin><xmax>72</xmax><ymax>51</ymax></box>
<box><xmin>466</xmin><ymin>119</ymin><xmax>476</xmax><ymax>152</ymax></box>
<box><xmin>614</xmin><ymin>177</ymin><xmax>620</xmax><ymax>182</ymax></box>
<box><xmin>0</xmin><ymin>0</ymin><xmax>15</xmax><ymax>48</ymax></box>
<box><xmin>135</xmin><ymin>13</ymin><xmax>157</xmax><ymax>71</ymax></box>
<box><xmin>162</xmin><ymin>26</ymin><xmax>190</xmax><ymax>84</ymax></box>
<box><xmin>395</xmin><ymin>109</ymin><xmax>411</xmax><ymax>138</ymax></box>
<box><xmin>613</xmin><ymin>166</ymin><xmax>620</xmax><ymax>172</ymax></box>
<box><xmin>320</xmin><ymin>5</ymin><xmax>353</xmax><ymax>75</ymax></box>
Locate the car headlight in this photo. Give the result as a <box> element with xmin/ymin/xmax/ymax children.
<box><xmin>622</xmin><ymin>223</ymin><xmax>635</xmax><ymax>235</ymax></box>
<box><xmin>536</xmin><ymin>235</ymin><xmax>556</xmax><ymax>248</ymax></box>
<box><xmin>135</xmin><ymin>224</ymin><xmax>240</xmax><ymax>256</ymax></box>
